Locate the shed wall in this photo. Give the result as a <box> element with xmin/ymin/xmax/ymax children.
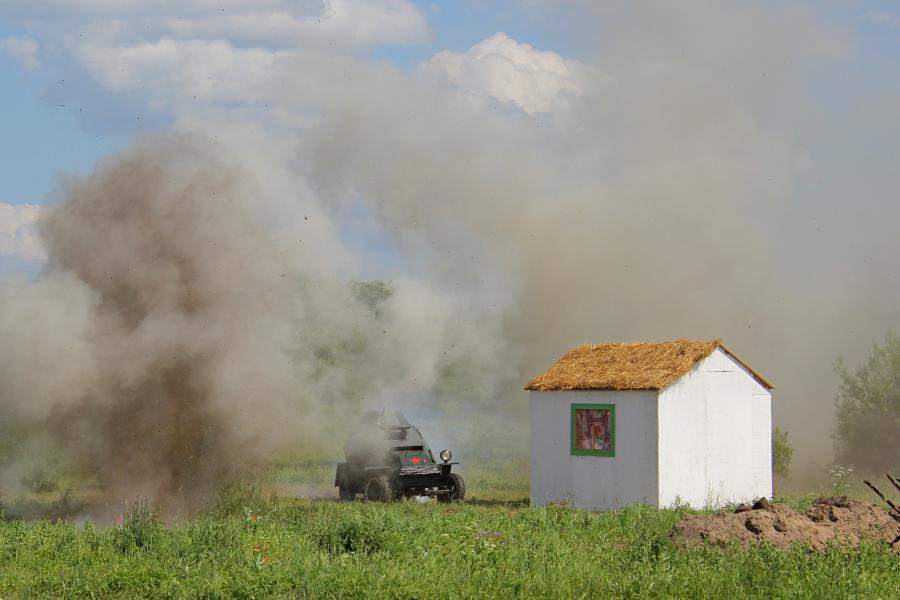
<box><xmin>530</xmin><ymin>390</ymin><xmax>658</xmax><ymax>510</ymax></box>
<box><xmin>658</xmin><ymin>348</ymin><xmax>772</xmax><ymax>508</ymax></box>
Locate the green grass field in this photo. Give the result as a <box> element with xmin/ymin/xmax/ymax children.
<box><xmin>0</xmin><ymin>465</ymin><xmax>897</xmax><ymax>599</ymax></box>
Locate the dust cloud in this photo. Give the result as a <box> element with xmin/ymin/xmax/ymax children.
<box><xmin>287</xmin><ymin>2</ymin><xmax>897</xmax><ymax>479</ymax></box>
<box><xmin>2</xmin><ymin>2</ymin><xmax>898</xmax><ymax>508</ymax></box>
<box><xmin>0</xmin><ymin>134</ymin><xmax>510</xmax><ymax>513</ymax></box>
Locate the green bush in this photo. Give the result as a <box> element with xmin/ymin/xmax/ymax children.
<box><xmin>834</xmin><ymin>332</ymin><xmax>900</xmax><ymax>472</ymax></box>
<box><xmin>22</xmin><ymin>461</ymin><xmax>60</xmax><ymax>494</ymax></box>
<box><xmin>111</xmin><ymin>499</ymin><xmax>161</xmax><ymax>555</ymax></box>
<box><xmin>773</xmin><ymin>427</ymin><xmax>794</xmax><ymax>479</ymax></box>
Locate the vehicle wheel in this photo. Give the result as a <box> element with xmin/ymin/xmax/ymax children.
<box><xmin>364</xmin><ymin>475</ymin><xmax>396</xmax><ymax>502</ymax></box>
<box><xmin>338</xmin><ymin>486</ymin><xmax>354</xmax><ymax>501</ymax></box>
<box><xmin>439</xmin><ymin>473</ymin><xmax>466</xmax><ymax>503</ymax></box>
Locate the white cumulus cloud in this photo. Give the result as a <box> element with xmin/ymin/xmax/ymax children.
<box><xmin>420</xmin><ymin>32</ymin><xmax>590</xmax><ymax>115</ymax></box>
<box><xmin>0</xmin><ymin>1</ymin><xmax>429</xmax><ymax>49</ymax></box>
<box><xmin>161</xmin><ymin>0</ymin><xmax>430</xmax><ymax>48</ymax></box>
<box><xmin>0</xmin><ymin>0</ymin><xmax>430</xmax><ymax>124</ymax></box>
<box><xmin>76</xmin><ymin>38</ymin><xmax>288</xmax><ymax>106</ymax></box>
<box><xmin>0</xmin><ymin>203</ymin><xmax>45</xmax><ymax>263</ymax></box>
<box><xmin>0</xmin><ymin>36</ymin><xmax>39</xmax><ymax>70</ymax></box>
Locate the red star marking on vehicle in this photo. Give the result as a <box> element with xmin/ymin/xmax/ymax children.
<box><xmin>411</xmin><ymin>456</ymin><xmax>421</xmax><ymax>464</ymax></box>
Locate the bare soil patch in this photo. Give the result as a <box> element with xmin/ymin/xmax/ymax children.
<box><xmin>672</xmin><ymin>497</ymin><xmax>900</xmax><ymax>551</ymax></box>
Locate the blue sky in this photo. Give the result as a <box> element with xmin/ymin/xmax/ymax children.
<box><xmin>0</xmin><ymin>1</ymin><xmax>577</xmax><ymax>207</ymax></box>
<box><xmin>0</xmin><ymin>31</ymin><xmax>117</xmax><ymax>206</ymax></box>
<box><xmin>2</xmin><ymin>0</ymin><xmax>899</xmax><ymax>290</ymax></box>
<box><xmin>3</xmin><ymin>0</ymin><xmax>898</xmax><ymax>209</ymax></box>
<box><xmin>0</xmin><ymin>0</ymin><xmax>587</xmax><ymax>280</ymax></box>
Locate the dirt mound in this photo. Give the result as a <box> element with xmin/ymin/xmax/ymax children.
<box><xmin>672</xmin><ymin>497</ymin><xmax>900</xmax><ymax>551</ymax></box>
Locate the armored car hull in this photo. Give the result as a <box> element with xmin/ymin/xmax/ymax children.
<box><xmin>334</xmin><ymin>410</ymin><xmax>465</xmax><ymax>502</ymax></box>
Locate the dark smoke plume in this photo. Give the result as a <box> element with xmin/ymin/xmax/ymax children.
<box><xmin>0</xmin><ymin>133</ymin><xmax>512</xmax><ymax>513</ymax></box>
<box><xmin>17</xmin><ymin>135</ymin><xmax>306</xmax><ymax>511</ymax></box>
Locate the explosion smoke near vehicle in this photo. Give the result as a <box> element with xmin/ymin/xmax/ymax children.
<box><xmin>0</xmin><ymin>134</ymin><xmax>507</xmax><ymax>514</ymax></box>
<box><xmin>2</xmin><ymin>2</ymin><xmax>900</xmax><ymax>512</ymax></box>
<box><xmin>2</xmin><ymin>136</ymin><xmax>311</xmax><ymax>512</ymax></box>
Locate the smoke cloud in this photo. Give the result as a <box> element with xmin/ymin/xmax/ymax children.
<box><xmin>2</xmin><ymin>1</ymin><xmax>900</xmax><ymax>508</ymax></box>
<box><xmin>0</xmin><ymin>134</ymin><xmax>512</xmax><ymax>512</ymax></box>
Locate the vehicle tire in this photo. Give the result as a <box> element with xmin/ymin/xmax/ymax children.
<box><xmin>338</xmin><ymin>486</ymin><xmax>354</xmax><ymax>501</ymax></box>
<box><xmin>439</xmin><ymin>473</ymin><xmax>466</xmax><ymax>503</ymax></box>
<box><xmin>363</xmin><ymin>475</ymin><xmax>396</xmax><ymax>502</ymax></box>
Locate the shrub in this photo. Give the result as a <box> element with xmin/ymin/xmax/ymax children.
<box><xmin>112</xmin><ymin>499</ymin><xmax>161</xmax><ymax>555</ymax></box>
<box><xmin>833</xmin><ymin>333</ymin><xmax>900</xmax><ymax>472</ymax></box>
<box><xmin>772</xmin><ymin>427</ymin><xmax>793</xmax><ymax>479</ymax></box>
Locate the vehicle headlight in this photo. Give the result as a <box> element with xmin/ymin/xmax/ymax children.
<box><xmin>439</xmin><ymin>449</ymin><xmax>452</xmax><ymax>463</ymax></box>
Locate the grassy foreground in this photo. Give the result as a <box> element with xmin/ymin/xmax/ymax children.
<box><xmin>0</xmin><ymin>490</ymin><xmax>898</xmax><ymax>599</ymax></box>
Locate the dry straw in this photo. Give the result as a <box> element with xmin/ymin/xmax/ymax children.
<box><xmin>525</xmin><ymin>339</ymin><xmax>772</xmax><ymax>391</ymax></box>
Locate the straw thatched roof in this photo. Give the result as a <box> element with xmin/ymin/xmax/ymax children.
<box><xmin>525</xmin><ymin>339</ymin><xmax>773</xmax><ymax>391</ymax></box>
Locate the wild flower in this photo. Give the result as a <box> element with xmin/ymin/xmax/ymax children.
<box><xmin>827</xmin><ymin>464</ymin><xmax>855</xmax><ymax>496</ymax></box>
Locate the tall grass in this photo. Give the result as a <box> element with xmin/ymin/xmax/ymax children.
<box><xmin>0</xmin><ymin>492</ymin><xmax>897</xmax><ymax>599</ymax></box>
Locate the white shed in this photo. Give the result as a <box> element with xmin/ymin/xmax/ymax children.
<box><xmin>526</xmin><ymin>339</ymin><xmax>773</xmax><ymax>510</ymax></box>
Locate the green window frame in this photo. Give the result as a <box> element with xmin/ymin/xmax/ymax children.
<box><xmin>571</xmin><ymin>403</ymin><xmax>616</xmax><ymax>457</ymax></box>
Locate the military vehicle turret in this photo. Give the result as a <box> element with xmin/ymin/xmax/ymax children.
<box><xmin>334</xmin><ymin>410</ymin><xmax>465</xmax><ymax>502</ymax></box>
